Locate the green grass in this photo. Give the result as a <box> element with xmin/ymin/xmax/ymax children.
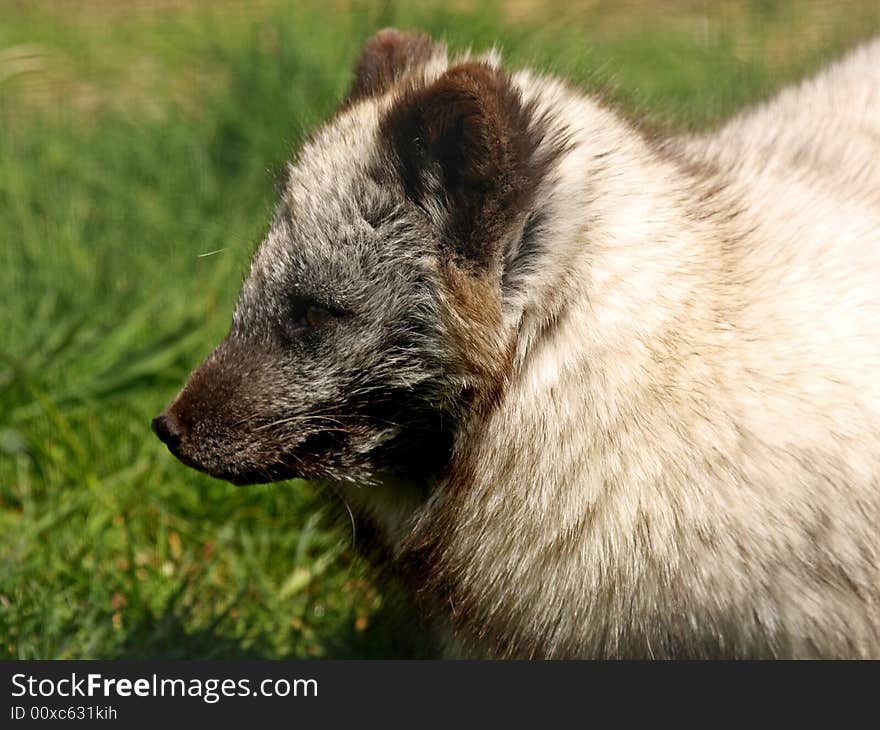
<box><xmin>2</xmin><ymin>0</ymin><xmax>878</xmax><ymax>659</ymax></box>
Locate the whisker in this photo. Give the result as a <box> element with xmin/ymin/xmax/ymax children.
<box><xmin>254</xmin><ymin>414</ymin><xmax>346</xmax><ymax>432</ymax></box>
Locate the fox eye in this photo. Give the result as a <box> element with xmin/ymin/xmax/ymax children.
<box><xmin>288</xmin><ymin>297</ymin><xmax>337</xmax><ymax>336</ymax></box>
<box><xmin>304</xmin><ymin>304</ymin><xmax>333</xmax><ymax>328</ymax></box>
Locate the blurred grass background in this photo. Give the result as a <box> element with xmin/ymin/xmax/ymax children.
<box><xmin>1</xmin><ymin>0</ymin><xmax>879</xmax><ymax>659</ymax></box>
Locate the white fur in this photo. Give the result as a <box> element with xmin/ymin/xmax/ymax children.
<box><xmin>399</xmin><ymin>40</ymin><xmax>880</xmax><ymax>657</ymax></box>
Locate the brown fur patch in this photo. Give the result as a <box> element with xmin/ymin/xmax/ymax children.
<box><xmin>400</xmin><ymin>433</ymin><xmax>513</xmax><ymax>656</ymax></box>
<box><xmin>345</xmin><ymin>28</ymin><xmax>437</xmax><ymax>105</ymax></box>
<box><xmin>439</xmin><ymin>261</ymin><xmax>511</xmax><ymax>387</ymax></box>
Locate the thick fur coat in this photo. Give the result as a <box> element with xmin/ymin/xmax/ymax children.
<box><xmin>154</xmin><ymin>30</ymin><xmax>880</xmax><ymax>658</ymax></box>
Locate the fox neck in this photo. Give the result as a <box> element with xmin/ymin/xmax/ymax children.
<box><xmin>359</xmin><ymin>79</ymin><xmax>735</xmax><ymax>559</ymax></box>
<box><xmin>385</xmin><ymin>84</ymin><xmax>752</xmax><ymax>655</ymax></box>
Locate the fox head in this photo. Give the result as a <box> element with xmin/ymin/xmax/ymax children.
<box><xmin>153</xmin><ymin>29</ymin><xmax>563</xmax><ymax>488</ymax></box>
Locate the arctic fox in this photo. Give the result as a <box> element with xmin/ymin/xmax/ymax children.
<box><xmin>154</xmin><ymin>30</ymin><xmax>880</xmax><ymax>658</ymax></box>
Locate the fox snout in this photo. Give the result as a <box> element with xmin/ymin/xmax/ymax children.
<box><xmin>152</xmin><ymin>411</ymin><xmax>184</xmax><ymax>454</ymax></box>
<box><xmin>151</xmin><ymin>399</ymin><xmax>219</xmax><ymax>478</ymax></box>
<box><xmin>150</xmin><ymin>339</ymin><xmax>305</xmax><ymax>485</ymax></box>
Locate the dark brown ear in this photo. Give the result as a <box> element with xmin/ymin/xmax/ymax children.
<box><xmin>347</xmin><ymin>28</ymin><xmax>438</xmax><ymax>104</ymax></box>
<box><xmin>381</xmin><ymin>63</ymin><xmax>543</xmax><ymax>267</ymax></box>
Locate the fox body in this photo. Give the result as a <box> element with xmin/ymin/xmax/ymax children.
<box><xmin>154</xmin><ymin>30</ymin><xmax>880</xmax><ymax>658</ymax></box>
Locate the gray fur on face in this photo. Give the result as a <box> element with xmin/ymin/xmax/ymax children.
<box><xmin>157</xmin><ymin>94</ymin><xmax>465</xmax><ymax>485</ymax></box>
<box><xmin>190</xmin><ymin>200</ymin><xmax>452</xmax><ymax>483</ymax></box>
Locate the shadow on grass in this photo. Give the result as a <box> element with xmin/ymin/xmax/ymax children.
<box><xmin>110</xmin><ymin>590</ymin><xmax>438</xmax><ymax>660</ymax></box>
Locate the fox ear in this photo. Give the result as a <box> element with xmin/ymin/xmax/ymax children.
<box><xmin>382</xmin><ymin>63</ymin><xmax>543</xmax><ymax>267</ymax></box>
<box><xmin>347</xmin><ymin>28</ymin><xmax>439</xmax><ymax>104</ymax></box>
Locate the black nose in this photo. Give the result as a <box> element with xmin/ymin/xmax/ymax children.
<box><xmin>152</xmin><ymin>412</ymin><xmax>183</xmax><ymax>452</ymax></box>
